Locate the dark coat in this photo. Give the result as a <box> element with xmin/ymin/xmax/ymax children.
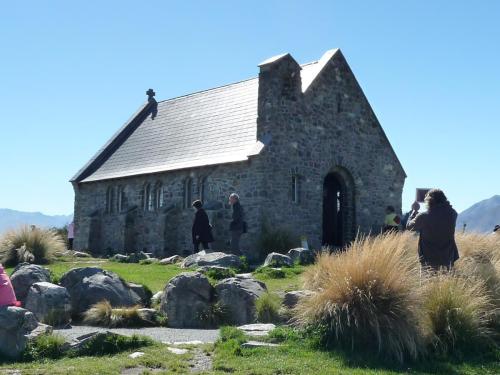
<box><xmin>192</xmin><ymin>208</ymin><xmax>214</xmax><ymax>243</ymax></box>
<box><xmin>230</xmin><ymin>201</ymin><xmax>244</xmax><ymax>232</ymax></box>
<box><xmin>407</xmin><ymin>203</ymin><xmax>459</xmax><ymax>269</ymax></box>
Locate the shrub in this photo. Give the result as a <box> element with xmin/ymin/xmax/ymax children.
<box><xmin>255</xmin><ymin>293</ymin><xmax>282</xmax><ymax>323</ymax></box>
<box><xmin>238</xmin><ymin>255</ymin><xmax>250</xmax><ymax>273</ymax></box>
<box><xmin>75</xmin><ymin>333</ymin><xmax>153</xmax><ymax>357</ymax></box>
<box><xmin>254</xmin><ymin>266</ymin><xmax>286</xmax><ymax>279</ymax></box>
<box><xmin>205</xmin><ymin>267</ymin><xmax>236</xmax><ymax>281</ymax></box>
<box><xmin>83</xmin><ymin>301</ymin><xmax>152</xmax><ymax>328</ymax></box>
<box><xmin>295</xmin><ymin>233</ymin><xmax>424</xmax><ymax>363</ymax></box>
<box><xmin>268</xmin><ymin>326</ymin><xmax>302</xmax><ymax>343</ymax></box>
<box><xmin>0</xmin><ymin>226</ymin><xmax>66</xmax><ymax>266</ymax></box>
<box><xmin>422</xmin><ymin>272</ymin><xmax>497</xmax><ymax>356</ymax></box>
<box><xmin>21</xmin><ymin>334</ymin><xmax>67</xmax><ymax>361</ymax></box>
<box><xmin>257</xmin><ymin>219</ymin><xmax>298</xmax><ymax>258</ymax></box>
<box><xmin>198</xmin><ymin>302</ymin><xmax>230</xmax><ymax>328</ymax></box>
<box><xmin>216</xmin><ymin>326</ymin><xmax>246</xmax><ymax>356</ymax></box>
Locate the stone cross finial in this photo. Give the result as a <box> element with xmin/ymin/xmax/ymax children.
<box><xmin>146</xmin><ymin>88</ymin><xmax>156</xmax><ymax>101</ymax></box>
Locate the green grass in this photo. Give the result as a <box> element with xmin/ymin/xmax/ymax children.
<box><xmin>7</xmin><ymin>258</ymin><xmax>184</xmax><ymax>293</ymax></box>
<box><xmin>253</xmin><ymin>265</ymin><xmax>305</xmax><ymax>295</ymax></box>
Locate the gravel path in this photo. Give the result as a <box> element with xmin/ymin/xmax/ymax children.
<box><xmin>54</xmin><ymin>325</ymin><xmax>219</xmax><ymax>344</ymax></box>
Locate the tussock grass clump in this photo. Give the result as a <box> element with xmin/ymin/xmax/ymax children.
<box><xmin>295</xmin><ymin>233</ymin><xmax>424</xmax><ymax>363</ymax></box>
<box><xmin>0</xmin><ymin>226</ymin><xmax>66</xmax><ymax>266</ymax></box>
<box><xmin>255</xmin><ymin>293</ymin><xmax>282</xmax><ymax>323</ymax></box>
<box><xmin>76</xmin><ymin>333</ymin><xmax>153</xmax><ymax>357</ymax></box>
<box><xmin>422</xmin><ymin>273</ymin><xmax>497</xmax><ymax>356</ymax></box>
<box><xmin>21</xmin><ymin>334</ymin><xmax>67</xmax><ymax>362</ymax></box>
<box><xmin>83</xmin><ymin>301</ymin><xmax>152</xmax><ymax>328</ymax></box>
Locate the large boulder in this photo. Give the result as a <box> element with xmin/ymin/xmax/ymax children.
<box><xmin>215</xmin><ymin>277</ymin><xmax>267</xmax><ymax>325</ymax></box>
<box><xmin>283</xmin><ymin>290</ymin><xmax>314</xmax><ymax>309</ymax></box>
<box><xmin>159</xmin><ymin>255</ymin><xmax>183</xmax><ymax>265</ymax></box>
<box><xmin>127</xmin><ymin>283</ymin><xmax>152</xmax><ymax>306</ymax></box>
<box><xmin>24</xmin><ymin>282</ymin><xmax>72</xmax><ymax>326</ymax></box>
<box><xmin>0</xmin><ymin>306</ymin><xmax>49</xmax><ymax>359</ymax></box>
<box><xmin>160</xmin><ymin>272</ymin><xmax>213</xmax><ymax>328</ymax></box>
<box><xmin>181</xmin><ymin>251</ymin><xmax>242</xmax><ymax>269</ymax></box>
<box><xmin>263</xmin><ymin>253</ymin><xmax>293</xmax><ymax>268</ymax></box>
<box><xmin>287</xmin><ymin>248</ymin><xmax>315</xmax><ymax>265</ymax></box>
<box><xmin>59</xmin><ymin>267</ymin><xmax>142</xmax><ymax>316</ymax></box>
<box><xmin>10</xmin><ymin>263</ymin><xmax>51</xmax><ymax>304</ymax></box>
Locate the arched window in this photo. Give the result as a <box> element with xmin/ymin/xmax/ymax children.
<box><xmin>200</xmin><ymin>177</ymin><xmax>207</xmax><ymax>202</ymax></box>
<box><xmin>106</xmin><ymin>186</ymin><xmax>115</xmax><ymax>213</ymax></box>
<box><xmin>292</xmin><ymin>175</ymin><xmax>299</xmax><ymax>204</ymax></box>
<box><xmin>143</xmin><ymin>183</ymin><xmax>154</xmax><ymax>211</ymax></box>
<box><xmin>336</xmin><ymin>93</ymin><xmax>343</xmax><ymax>113</ymax></box>
<box><xmin>156</xmin><ymin>183</ymin><xmax>164</xmax><ymax>209</ymax></box>
<box><xmin>184</xmin><ymin>178</ymin><xmax>192</xmax><ymax>209</ymax></box>
<box><xmin>117</xmin><ymin>186</ymin><xmax>125</xmax><ymax>212</ymax></box>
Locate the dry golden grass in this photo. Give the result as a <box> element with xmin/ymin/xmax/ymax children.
<box><xmin>0</xmin><ymin>225</ymin><xmax>66</xmax><ymax>266</ymax></box>
<box><xmin>83</xmin><ymin>301</ymin><xmax>148</xmax><ymax>328</ymax></box>
<box><xmin>295</xmin><ymin>232</ymin><xmax>424</xmax><ymax>362</ymax></box>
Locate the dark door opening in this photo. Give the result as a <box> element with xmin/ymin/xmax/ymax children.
<box><xmin>322</xmin><ymin>173</ymin><xmax>344</xmax><ymax>247</ymax></box>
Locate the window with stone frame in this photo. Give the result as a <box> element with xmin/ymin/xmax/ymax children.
<box><xmin>143</xmin><ymin>183</ymin><xmax>154</xmax><ymax>211</ymax></box>
<box><xmin>156</xmin><ymin>183</ymin><xmax>164</xmax><ymax>209</ymax></box>
<box><xmin>184</xmin><ymin>178</ymin><xmax>192</xmax><ymax>209</ymax></box>
<box><xmin>117</xmin><ymin>186</ymin><xmax>126</xmax><ymax>213</ymax></box>
<box><xmin>199</xmin><ymin>176</ymin><xmax>207</xmax><ymax>203</ymax></box>
<box><xmin>106</xmin><ymin>186</ymin><xmax>115</xmax><ymax>213</ymax></box>
<box><xmin>291</xmin><ymin>174</ymin><xmax>300</xmax><ymax>204</ymax></box>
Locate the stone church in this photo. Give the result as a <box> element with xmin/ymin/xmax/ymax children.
<box><xmin>71</xmin><ymin>49</ymin><xmax>406</xmax><ymax>258</ymax></box>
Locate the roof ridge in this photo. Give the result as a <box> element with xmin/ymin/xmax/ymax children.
<box><xmin>157</xmin><ymin>76</ymin><xmax>258</xmax><ymax>104</ymax></box>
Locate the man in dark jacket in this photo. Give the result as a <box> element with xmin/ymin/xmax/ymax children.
<box><xmin>407</xmin><ymin>189</ymin><xmax>459</xmax><ymax>270</ymax></box>
<box><xmin>229</xmin><ymin>193</ymin><xmax>244</xmax><ymax>255</ymax></box>
<box><xmin>192</xmin><ymin>200</ymin><xmax>214</xmax><ymax>253</ymax></box>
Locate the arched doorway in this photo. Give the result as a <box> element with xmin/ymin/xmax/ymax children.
<box><xmin>322</xmin><ymin>170</ymin><xmax>354</xmax><ymax>248</ymax></box>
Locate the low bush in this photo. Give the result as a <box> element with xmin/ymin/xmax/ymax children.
<box><xmin>238</xmin><ymin>255</ymin><xmax>250</xmax><ymax>273</ymax></box>
<box><xmin>267</xmin><ymin>326</ymin><xmax>302</xmax><ymax>343</ymax></box>
<box><xmin>205</xmin><ymin>267</ymin><xmax>236</xmax><ymax>281</ymax></box>
<box><xmin>295</xmin><ymin>233</ymin><xmax>424</xmax><ymax>363</ymax></box>
<box><xmin>0</xmin><ymin>226</ymin><xmax>66</xmax><ymax>266</ymax></box>
<box><xmin>255</xmin><ymin>293</ymin><xmax>282</xmax><ymax>323</ymax></box>
<box><xmin>198</xmin><ymin>302</ymin><xmax>230</xmax><ymax>328</ymax></box>
<box><xmin>83</xmin><ymin>301</ymin><xmax>152</xmax><ymax>328</ymax></box>
<box><xmin>21</xmin><ymin>334</ymin><xmax>67</xmax><ymax>362</ymax></box>
<box><xmin>254</xmin><ymin>267</ymin><xmax>286</xmax><ymax>279</ymax></box>
<box><xmin>422</xmin><ymin>273</ymin><xmax>497</xmax><ymax>357</ymax></box>
<box><xmin>216</xmin><ymin>326</ymin><xmax>246</xmax><ymax>356</ymax></box>
<box><xmin>257</xmin><ymin>219</ymin><xmax>298</xmax><ymax>259</ymax></box>
<box><xmin>75</xmin><ymin>333</ymin><xmax>153</xmax><ymax>357</ymax></box>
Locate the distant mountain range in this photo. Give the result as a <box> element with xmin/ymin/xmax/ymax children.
<box><xmin>457</xmin><ymin>195</ymin><xmax>500</xmax><ymax>234</ymax></box>
<box><xmin>0</xmin><ymin>208</ymin><xmax>73</xmax><ymax>234</ymax></box>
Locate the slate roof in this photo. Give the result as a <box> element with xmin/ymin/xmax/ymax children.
<box><xmin>75</xmin><ymin>78</ymin><xmax>262</xmax><ymax>183</ymax></box>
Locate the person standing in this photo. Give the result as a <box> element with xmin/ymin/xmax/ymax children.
<box><xmin>229</xmin><ymin>193</ymin><xmax>245</xmax><ymax>255</ymax></box>
<box><xmin>0</xmin><ymin>264</ymin><xmax>20</xmax><ymax>307</ymax></box>
<box><xmin>67</xmin><ymin>221</ymin><xmax>75</xmax><ymax>250</ymax></box>
<box><xmin>407</xmin><ymin>189</ymin><xmax>459</xmax><ymax>270</ymax></box>
<box><xmin>191</xmin><ymin>200</ymin><xmax>214</xmax><ymax>253</ymax></box>
<box><xmin>401</xmin><ymin>202</ymin><xmax>420</xmax><ymax>230</ymax></box>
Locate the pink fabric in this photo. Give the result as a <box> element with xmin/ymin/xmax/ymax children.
<box><xmin>0</xmin><ymin>265</ymin><xmax>19</xmax><ymax>307</ymax></box>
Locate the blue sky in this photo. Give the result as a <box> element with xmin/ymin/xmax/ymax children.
<box><xmin>0</xmin><ymin>1</ymin><xmax>498</xmax><ymax>215</ymax></box>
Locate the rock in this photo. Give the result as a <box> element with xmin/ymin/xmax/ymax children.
<box><xmin>162</xmin><ymin>340</ymin><xmax>205</xmax><ymax>346</ymax></box>
<box><xmin>140</xmin><ymin>258</ymin><xmax>159</xmax><ymax>264</ymax></box>
<box><xmin>160</xmin><ymin>272</ymin><xmax>213</xmax><ymax>328</ymax></box>
<box><xmin>10</xmin><ymin>263</ymin><xmax>51</xmax><ymax>304</ymax></box>
<box><xmin>181</xmin><ymin>251</ymin><xmax>242</xmax><ymax>269</ymax></box>
<box><xmin>167</xmin><ymin>347</ymin><xmax>189</xmax><ymax>355</ymax></box>
<box><xmin>137</xmin><ymin>308</ymin><xmax>157</xmax><ymax>323</ymax></box>
<box><xmin>159</xmin><ymin>255</ymin><xmax>183</xmax><ymax>265</ymax></box>
<box><xmin>73</xmin><ymin>251</ymin><xmax>91</xmax><ymax>258</ymax></box>
<box><xmin>26</xmin><ymin>322</ymin><xmax>53</xmax><ymax>340</ymax></box>
<box><xmin>111</xmin><ymin>254</ymin><xmax>130</xmax><ymax>262</ymax></box>
<box><xmin>263</xmin><ymin>253</ymin><xmax>293</xmax><ymax>268</ymax></box>
<box><xmin>0</xmin><ymin>306</ymin><xmax>41</xmax><ymax>359</ymax></box>
<box><xmin>127</xmin><ymin>283</ymin><xmax>152</xmax><ymax>306</ymax></box>
<box><xmin>283</xmin><ymin>290</ymin><xmax>314</xmax><ymax>309</ymax></box>
<box><xmin>24</xmin><ymin>282</ymin><xmax>72</xmax><ymax>326</ymax></box>
<box><xmin>241</xmin><ymin>341</ymin><xmax>280</xmax><ymax>348</ymax></box>
<box><xmin>287</xmin><ymin>248</ymin><xmax>315</xmax><ymax>265</ymax></box>
<box><xmin>215</xmin><ymin>277</ymin><xmax>267</xmax><ymax>325</ymax></box>
<box><xmin>151</xmin><ymin>291</ymin><xmax>164</xmax><ymax>305</ymax></box>
<box><xmin>128</xmin><ymin>252</ymin><xmax>150</xmax><ymax>263</ymax></box>
<box><xmin>238</xmin><ymin>323</ymin><xmax>276</xmax><ymax>337</ymax></box>
<box><xmin>236</xmin><ymin>273</ymin><xmax>253</xmax><ymax>279</ymax></box>
<box><xmin>129</xmin><ymin>351</ymin><xmax>145</xmax><ymax>359</ymax></box>
<box><xmin>59</xmin><ymin>267</ymin><xmax>142</xmax><ymax>316</ymax></box>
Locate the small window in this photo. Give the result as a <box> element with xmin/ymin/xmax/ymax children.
<box><xmin>184</xmin><ymin>178</ymin><xmax>192</xmax><ymax>209</ymax></box>
<box><xmin>117</xmin><ymin>186</ymin><xmax>125</xmax><ymax>212</ymax></box>
<box><xmin>336</xmin><ymin>93</ymin><xmax>343</xmax><ymax>113</ymax></box>
<box><xmin>143</xmin><ymin>183</ymin><xmax>153</xmax><ymax>211</ymax></box>
<box><xmin>200</xmin><ymin>177</ymin><xmax>207</xmax><ymax>202</ymax></box>
<box><xmin>106</xmin><ymin>186</ymin><xmax>114</xmax><ymax>213</ymax></box>
<box><xmin>292</xmin><ymin>175</ymin><xmax>299</xmax><ymax>204</ymax></box>
<box><xmin>156</xmin><ymin>184</ymin><xmax>164</xmax><ymax>209</ymax></box>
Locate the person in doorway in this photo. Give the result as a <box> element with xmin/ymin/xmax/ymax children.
<box><xmin>0</xmin><ymin>264</ymin><xmax>20</xmax><ymax>307</ymax></box>
<box><xmin>229</xmin><ymin>193</ymin><xmax>245</xmax><ymax>255</ymax></box>
<box><xmin>67</xmin><ymin>221</ymin><xmax>75</xmax><ymax>250</ymax></box>
<box><xmin>383</xmin><ymin>206</ymin><xmax>401</xmax><ymax>232</ymax></box>
<box><xmin>192</xmin><ymin>200</ymin><xmax>214</xmax><ymax>253</ymax></box>
<box><xmin>401</xmin><ymin>202</ymin><xmax>420</xmax><ymax>230</ymax></box>
<box><xmin>407</xmin><ymin>189</ymin><xmax>459</xmax><ymax>270</ymax></box>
